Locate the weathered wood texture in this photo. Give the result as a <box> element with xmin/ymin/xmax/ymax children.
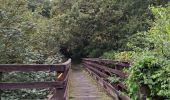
<box><xmin>0</xmin><ymin>81</ymin><xmax>64</xmax><ymax>89</ymax></box>
<box><xmin>0</xmin><ymin>59</ymin><xmax>71</xmax><ymax>100</ymax></box>
<box><xmin>70</xmin><ymin>65</ymin><xmax>112</xmax><ymax>100</ymax></box>
<box><xmin>83</xmin><ymin>58</ymin><xmax>158</xmax><ymax>100</ymax></box>
<box><xmin>83</xmin><ymin>58</ymin><xmax>130</xmax><ymax>67</ymax></box>
<box><xmin>82</xmin><ymin>58</ymin><xmax>130</xmax><ymax>100</ymax></box>
<box><xmin>0</xmin><ymin>59</ymin><xmax>71</xmax><ymax>72</ymax></box>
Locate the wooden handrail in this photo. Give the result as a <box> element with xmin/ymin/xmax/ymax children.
<box><xmin>0</xmin><ymin>59</ymin><xmax>71</xmax><ymax>100</ymax></box>
<box><xmin>83</xmin><ymin>58</ymin><xmax>130</xmax><ymax>100</ymax></box>
<box><xmin>83</xmin><ymin>58</ymin><xmax>130</xmax><ymax>67</ymax></box>
<box><xmin>0</xmin><ymin>81</ymin><xmax>64</xmax><ymax>89</ymax></box>
<box><xmin>83</xmin><ymin>61</ymin><xmax>128</xmax><ymax>78</ymax></box>
<box><xmin>0</xmin><ymin>59</ymin><xmax>71</xmax><ymax>72</ymax></box>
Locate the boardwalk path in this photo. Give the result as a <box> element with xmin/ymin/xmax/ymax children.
<box><xmin>69</xmin><ymin>65</ymin><xmax>112</xmax><ymax>100</ymax></box>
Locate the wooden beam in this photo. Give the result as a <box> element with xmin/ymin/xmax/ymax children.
<box><xmin>0</xmin><ymin>64</ymin><xmax>65</xmax><ymax>72</ymax></box>
<box><xmin>0</xmin><ymin>59</ymin><xmax>71</xmax><ymax>72</ymax></box>
<box><xmin>83</xmin><ymin>61</ymin><xmax>128</xmax><ymax>78</ymax></box>
<box><xmin>83</xmin><ymin>63</ymin><xmax>108</xmax><ymax>78</ymax></box>
<box><xmin>83</xmin><ymin>58</ymin><xmax>130</xmax><ymax>67</ymax></box>
<box><xmin>0</xmin><ymin>81</ymin><xmax>64</xmax><ymax>89</ymax></box>
<box><xmin>85</xmin><ymin>67</ymin><xmax>130</xmax><ymax>100</ymax></box>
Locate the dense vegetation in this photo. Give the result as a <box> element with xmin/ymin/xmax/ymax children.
<box><xmin>0</xmin><ymin>0</ymin><xmax>169</xmax><ymax>99</ymax></box>
<box><xmin>102</xmin><ymin>3</ymin><xmax>170</xmax><ymax>100</ymax></box>
<box><xmin>0</xmin><ymin>0</ymin><xmax>62</xmax><ymax>99</ymax></box>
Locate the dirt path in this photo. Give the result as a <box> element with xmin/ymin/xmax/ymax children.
<box><xmin>69</xmin><ymin>65</ymin><xmax>112</xmax><ymax>100</ymax></box>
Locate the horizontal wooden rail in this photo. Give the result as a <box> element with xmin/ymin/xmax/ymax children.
<box><xmin>83</xmin><ymin>58</ymin><xmax>157</xmax><ymax>100</ymax></box>
<box><xmin>0</xmin><ymin>59</ymin><xmax>71</xmax><ymax>72</ymax></box>
<box><xmin>83</xmin><ymin>58</ymin><xmax>130</xmax><ymax>67</ymax></box>
<box><xmin>0</xmin><ymin>59</ymin><xmax>71</xmax><ymax>100</ymax></box>
<box><xmin>83</xmin><ymin>61</ymin><xmax>128</xmax><ymax>78</ymax></box>
<box><xmin>85</xmin><ymin>66</ymin><xmax>129</xmax><ymax>100</ymax></box>
<box><xmin>0</xmin><ymin>81</ymin><xmax>64</xmax><ymax>89</ymax></box>
<box><xmin>0</xmin><ymin>64</ymin><xmax>65</xmax><ymax>72</ymax></box>
<box><xmin>85</xmin><ymin>67</ymin><xmax>119</xmax><ymax>99</ymax></box>
<box><xmin>83</xmin><ymin>63</ymin><xmax>109</xmax><ymax>78</ymax></box>
<box><xmin>83</xmin><ymin>58</ymin><xmax>130</xmax><ymax>100</ymax></box>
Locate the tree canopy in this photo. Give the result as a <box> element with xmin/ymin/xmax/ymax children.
<box><xmin>0</xmin><ymin>0</ymin><xmax>170</xmax><ymax>99</ymax></box>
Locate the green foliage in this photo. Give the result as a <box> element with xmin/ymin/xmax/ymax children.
<box><xmin>102</xmin><ymin>50</ymin><xmax>136</xmax><ymax>61</ymax></box>
<box><xmin>0</xmin><ymin>0</ymin><xmax>32</xmax><ymax>64</ymax></box>
<box><xmin>0</xmin><ymin>0</ymin><xmax>169</xmax><ymax>99</ymax></box>
<box><xmin>2</xmin><ymin>72</ymin><xmax>56</xmax><ymax>82</ymax></box>
<box><xmin>148</xmin><ymin>5</ymin><xmax>170</xmax><ymax>59</ymax></box>
<box><xmin>108</xmin><ymin>75</ymin><xmax>121</xmax><ymax>83</ymax></box>
<box><xmin>102</xmin><ymin>50</ymin><xmax>170</xmax><ymax>99</ymax></box>
<box><xmin>126</xmin><ymin>4</ymin><xmax>170</xmax><ymax>99</ymax></box>
<box><xmin>2</xmin><ymin>89</ymin><xmax>48</xmax><ymax>100</ymax></box>
<box><xmin>126</xmin><ymin>51</ymin><xmax>170</xmax><ymax>99</ymax></box>
<box><xmin>0</xmin><ymin>0</ymin><xmax>63</xmax><ymax>99</ymax></box>
<box><xmin>101</xmin><ymin>51</ymin><xmax>117</xmax><ymax>60</ymax></box>
<box><xmin>57</xmin><ymin>0</ymin><xmax>159</xmax><ymax>59</ymax></box>
<box><xmin>1</xmin><ymin>72</ymin><xmax>56</xmax><ymax>100</ymax></box>
<box><xmin>126</xmin><ymin>4</ymin><xmax>170</xmax><ymax>59</ymax></box>
<box><xmin>102</xmin><ymin>3</ymin><xmax>170</xmax><ymax>99</ymax></box>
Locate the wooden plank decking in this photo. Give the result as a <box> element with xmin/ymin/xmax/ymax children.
<box><xmin>69</xmin><ymin>65</ymin><xmax>112</xmax><ymax>100</ymax></box>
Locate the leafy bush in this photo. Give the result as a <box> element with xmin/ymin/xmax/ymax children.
<box><xmin>101</xmin><ymin>5</ymin><xmax>170</xmax><ymax>96</ymax></box>
<box><xmin>100</xmin><ymin>50</ymin><xmax>116</xmax><ymax>59</ymax></box>
<box><xmin>126</xmin><ymin>4</ymin><xmax>170</xmax><ymax>59</ymax></box>
<box><xmin>2</xmin><ymin>89</ymin><xmax>49</xmax><ymax>100</ymax></box>
<box><xmin>102</xmin><ymin>50</ymin><xmax>170</xmax><ymax>99</ymax></box>
<box><xmin>124</xmin><ymin>4</ymin><xmax>170</xmax><ymax>99</ymax></box>
<box><xmin>126</xmin><ymin>51</ymin><xmax>170</xmax><ymax>99</ymax></box>
<box><xmin>108</xmin><ymin>75</ymin><xmax>121</xmax><ymax>83</ymax></box>
<box><xmin>102</xmin><ymin>50</ymin><xmax>137</xmax><ymax>61</ymax></box>
<box><xmin>0</xmin><ymin>0</ymin><xmax>63</xmax><ymax>99</ymax></box>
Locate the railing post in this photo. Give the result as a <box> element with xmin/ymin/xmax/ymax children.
<box><xmin>51</xmin><ymin>71</ymin><xmax>66</xmax><ymax>100</ymax></box>
<box><xmin>53</xmin><ymin>86</ymin><xmax>66</xmax><ymax>100</ymax></box>
<box><xmin>0</xmin><ymin>72</ymin><xmax>2</xmax><ymax>100</ymax></box>
<box><xmin>52</xmin><ymin>62</ymin><xmax>70</xmax><ymax>100</ymax></box>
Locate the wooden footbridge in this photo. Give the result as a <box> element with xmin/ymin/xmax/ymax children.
<box><xmin>0</xmin><ymin>58</ymin><xmax>151</xmax><ymax>100</ymax></box>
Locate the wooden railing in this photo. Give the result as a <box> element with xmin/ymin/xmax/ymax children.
<box><xmin>0</xmin><ymin>59</ymin><xmax>71</xmax><ymax>100</ymax></box>
<box><xmin>83</xmin><ymin>58</ymin><xmax>162</xmax><ymax>100</ymax></box>
<box><xmin>82</xmin><ymin>58</ymin><xmax>130</xmax><ymax>100</ymax></box>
